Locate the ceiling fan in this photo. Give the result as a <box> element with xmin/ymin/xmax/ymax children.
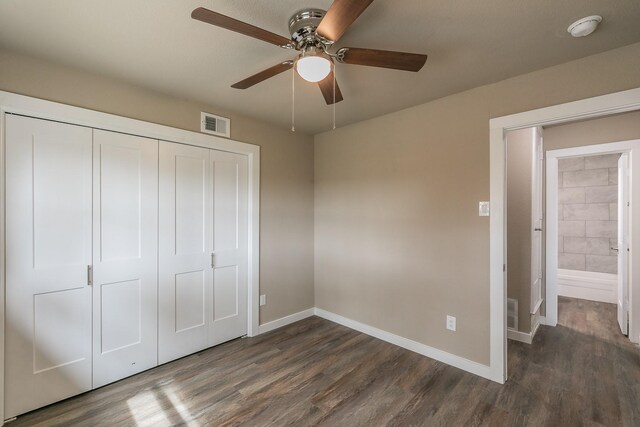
<box><xmin>192</xmin><ymin>0</ymin><xmax>428</xmax><ymax>105</ymax></box>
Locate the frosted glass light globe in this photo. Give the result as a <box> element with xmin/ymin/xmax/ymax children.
<box><xmin>296</xmin><ymin>55</ymin><xmax>332</xmax><ymax>82</ymax></box>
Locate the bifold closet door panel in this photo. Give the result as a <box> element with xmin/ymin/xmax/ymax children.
<box><xmin>92</xmin><ymin>130</ymin><xmax>159</xmax><ymax>388</ymax></box>
<box><xmin>158</xmin><ymin>141</ymin><xmax>213</xmax><ymax>364</ymax></box>
<box><xmin>5</xmin><ymin>115</ymin><xmax>93</xmax><ymax>418</ymax></box>
<box><xmin>210</xmin><ymin>150</ymin><xmax>249</xmax><ymax>345</ymax></box>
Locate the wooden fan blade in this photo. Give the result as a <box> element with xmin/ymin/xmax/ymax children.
<box><xmin>318</xmin><ymin>71</ymin><xmax>344</xmax><ymax>105</ymax></box>
<box><xmin>340</xmin><ymin>47</ymin><xmax>427</xmax><ymax>72</ymax></box>
<box><xmin>231</xmin><ymin>61</ymin><xmax>293</xmax><ymax>89</ymax></box>
<box><xmin>316</xmin><ymin>0</ymin><xmax>374</xmax><ymax>43</ymax></box>
<box><xmin>192</xmin><ymin>7</ymin><xmax>293</xmax><ymax>48</ymax></box>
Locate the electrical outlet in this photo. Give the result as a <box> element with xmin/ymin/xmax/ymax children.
<box><xmin>260</xmin><ymin>294</ymin><xmax>266</xmax><ymax>306</ymax></box>
<box><xmin>446</xmin><ymin>315</ymin><xmax>457</xmax><ymax>331</ymax></box>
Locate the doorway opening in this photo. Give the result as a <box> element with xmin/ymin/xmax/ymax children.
<box><xmin>506</xmin><ymin>129</ymin><xmax>634</xmax><ymax>346</ymax></box>
<box><xmin>547</xmin><ymin>142</ymin><xmax>638</xmax><ymax>339</ymax></box>
<box><xmin>555</xmin><ymin>153</ymin><xmax>622</xmax><ymax>306</ymax></box>
<box><xmin>555</xmin><ymin>151</ymin><xmax>627</xmax><ymax>338</ymax></box>
<box><xmin>490</xmin><ymin>88</ymin><xmax>640</xmax><ymax>383</ymax></box>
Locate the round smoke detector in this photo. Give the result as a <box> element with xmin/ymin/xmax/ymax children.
<box><xmin>568</xmin><ymin>15</ymin><xmax>602</xmax><ymax>37</ymax></box>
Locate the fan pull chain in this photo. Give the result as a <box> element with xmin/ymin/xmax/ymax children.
<box><xmin>291</xmin><ymin>67</ymin><xmax>296</xmax><ymax>132</ymax></box>
<box><xmin>332</xmin><ymin>64</ymin><xmax>336</xmax><ymax>130</ymax></box>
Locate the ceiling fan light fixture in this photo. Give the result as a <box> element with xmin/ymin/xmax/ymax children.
<box><xmin>295</xmin><ymin>48</ymin><xmax>332</xmax><ymax>82</ymax></box>
<box><xmin>193</xmin><ymin>3</ymin><xmax>428</xmax><ymax>107</ymax></box>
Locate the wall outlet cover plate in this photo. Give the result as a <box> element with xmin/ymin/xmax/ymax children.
<box><xmin>446</xmin><ymin>315</ymin><xmax>457</xmax><ymax>331</ymax></box>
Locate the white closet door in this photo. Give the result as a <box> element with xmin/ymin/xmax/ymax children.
<box><xmin>210</xmin><ymin>150</ymin><xmax>248</xmax><ymax>345</ymax></box>
<box><xmin>158</xmin><ymin>141</ymin><xmax>212</xmax><ymax>363</ymax></box>
<box><xmin>92</xmin><ymin>130</ymin><xmax>159</xmax><ymax>387</ymax></box>
<box><xmin>5</xmin><ymin>115</ymin><xmax>93</xmax><ymax>418</ymax></box>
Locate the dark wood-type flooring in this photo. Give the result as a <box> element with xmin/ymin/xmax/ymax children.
<box><xmin>10</xmin><ymin>297</ymin><xmax>640</xmax><ymax>426</ymax></box>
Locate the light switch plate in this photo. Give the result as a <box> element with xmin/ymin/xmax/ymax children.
<box><xmin>260</xmin><ymin>295</ymin><xmax>266</xmax><ymax>306</ymax></box>
<box><xmin>479</xmin><ymin>201</ymin><xmax>490</xmax><ymax>217</ymax></box>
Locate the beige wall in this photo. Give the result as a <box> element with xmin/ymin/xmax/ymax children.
<box><xmin>544</xmin><ymin>111</ymin><xmax>640</xmax><ymax>152</ymax></box>
<box><xmin>0</xmin><ymin>47</ymin><xmax>315</xmax><ymax>324</ymax></box>
<box><xmin>315</xmin><ymin>42</ymin><xmax>640</xmax><ymax>365</ymax></box>
<box><xmin>506</xmin><ymin>128</ymin><xmax>534</xmax><ymax>333</ymax></box>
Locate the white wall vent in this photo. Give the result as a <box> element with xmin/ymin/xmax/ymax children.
<box><xmin>507</xmin><ymin>298</ymin><xmax>518</xmax><ymax>330</ymax></box>
<box><xmin>200</xmin><ymin>112</ymin><xmax>230</xmax><ymax>138</ymax></box>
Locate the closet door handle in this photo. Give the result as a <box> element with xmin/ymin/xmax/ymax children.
<box><xmin>211</xmin><ymin>253</ymin><xmax>215</xmax><ymax>269</ymax></box>
<box><xmin>87</xmin><ymin>265</ymin><xmax>93</xmax><ymax>286</ymax></box>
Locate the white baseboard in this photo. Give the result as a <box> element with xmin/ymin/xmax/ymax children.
<box><xmin>257</xmin><ymin>308</ymin><xmax>315</xmax><ymax>334</ymax></box>
<box><xmin>507</xmin><ymin>312</ymin><xmax>543</xmax><ymax>344</ymax></box>
<box><xmin>531</xmin><ymin>305</ymin><xmax>542</xmax><ymax>338</ymax></box>
<box><xmin>258</xmin><ymin>307</ymin><xmax>502</xmax><ymax>382</ymax></box>
<box><xmin>507</xmin><ymin>328</ymin><xmax>533</xmax><ymax>344</ymax></box>
<box><xmin>558</xmin><ymin>269</ymin><xmax>617</xmax><ymax>304</ymax></box>
<box><xmin>313</xmin><ymin>308</ymin><xmax>497</xmax><ymax>382</ymax></box>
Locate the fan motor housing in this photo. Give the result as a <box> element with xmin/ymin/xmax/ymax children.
<box><xmin>289</xmin><ymin>9</ymin><xmax>327</xmax><ymax>48</ymax></box>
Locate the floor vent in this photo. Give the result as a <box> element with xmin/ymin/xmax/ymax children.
<box><xmin>507</xmin><ymin>298</ymin><xmax>518</xmax><ymax>329</ymax></box>
<box><xmin>201</xmin><ymin>112</ymin><xmax>230</xmax><ymax>138</ymax></box>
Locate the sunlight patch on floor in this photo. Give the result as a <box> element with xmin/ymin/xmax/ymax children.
<box><xmin>163</xmin><ymin>385</ymin><xmax>199</xmax><ymax>427</ymax></box>
<box><xmin>127</xmin><ymin>391</ymin><xmax>171</xmax><ymax>427</ymax></box>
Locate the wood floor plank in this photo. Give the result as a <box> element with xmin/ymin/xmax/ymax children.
<box><xmin>9</xmin><ymin>296</ymin><xmax>640</xmax><ymax>426</ymax></box>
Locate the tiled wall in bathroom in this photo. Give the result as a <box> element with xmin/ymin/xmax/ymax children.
<box><xmin>558</xmin><ymin>153</ymin><xmax>620</xmax><ymax>274</ymax></box>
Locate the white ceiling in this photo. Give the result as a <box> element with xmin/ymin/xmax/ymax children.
<box><xmin>0</xmin><ymin>0</ymin><xmax>639</xmax><ymax>134</ymax></box>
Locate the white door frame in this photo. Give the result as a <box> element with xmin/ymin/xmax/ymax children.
<box><xmin>530</xmin><ymin>126</ymin><xmax>544</xmax><ymax>315</ymax></box>
<box><xmin>490</xmin><ymin>87</ymin><xmax>640</xmax><ymax>383</ymax></box>
<box><xmin>0</xmin><ymin>90</ymin><xmax>261</xmax><ymax>424</ymax></box>
<box><xmin>546</xmin><ymin>141</ymin><xmax>640</xmax><ymax>333</ymax></box>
